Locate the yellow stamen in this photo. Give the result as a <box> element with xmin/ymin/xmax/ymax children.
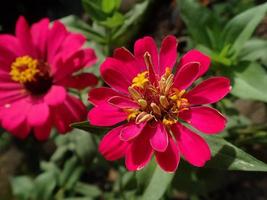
<box><xmin>138</xmin><ymin>99</ymin><xmax>147</xmax><ymax>109</ymax></box>
<box><xmin>128</xmin><ymin>86</ymin><xmax>143</xmax><ymax>101</ymax></box>
<box><xmin>163</xmin><ymin>117</ymin><xmax>176</xmax><ymax>126</ymax></box>
<box><xmin>126</xmin><ymin>109</ymin><xmax>140</xmax><ymax>121</ymax></box>
<box><xmin>159</xmin><ymin>95</ymin><xmax>169</xmax><ymax>109</ymax></box>
<box><xmin>131</xmin><ymin>71</ymin><xmax>149</xmax><ymax>89</ymax></box>
<box><xmin>10</xmin><ymin>56</ymin><xmax>39</xmax><ymax>83</ymax></box>
<box><xmin>135</xmin><ymin>112</ymin><xmax>153</xmax><ymax>124</ymax></box>
<box><xmin>150</xmin><ymin>103</ymin><xmax>161</xmax><ymax>116</ymax></box>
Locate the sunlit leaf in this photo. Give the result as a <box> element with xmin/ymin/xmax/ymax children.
<box><xmin>142</xmin><ymin>166</ymin><xmax>174</xmax><ymax>200</ymax></box>
<box><xmin>222</xmin><ymin>2</ymin><xmax>267</xmax><ymax>57</ymax></box>
<box><xmin>204</xmin><ymin>135</ymin><xmax>267</xmax><ymax>171</ymax></box>
<box><xmin>231</xmin><ymin>62</ymin><xmax>267</xmax><ymax>102</ymax></box>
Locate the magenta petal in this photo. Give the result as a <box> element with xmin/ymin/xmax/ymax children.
<box><xmin>134</xmin><ymin>36</ymin><xmax>159</xmax><ymax>74</ymax></box>
<box><xmin>51</xmin><ymin>95</ymin><xmax>86</xmax><ymax>134</ymax></box>
<box><xmin>99</xmin><ymin>125</ymin><xmax>129</xmax><ymax>161</ymax></box>
<box><xmin>59</xmin><ymin>33</ymin><xmax>86</xmax><ymax>59</ymax></box>
<box><xmin>113</xmin><ymin>47</ymin><xmax>143</xmax><ymax>73</ymax></box>
<box><xmin>59</xmin><ymin>73</ymin><xmax>98</xmax><ymax>90</ymax></box>
<box><xmin>186</xmin><ymin>77</ymin><xmax>231</xmax><ymax>105</ymax></box>
<box><xmin>44</xmin><ymin>85</ymin><xmax>67</xmax><ymax>106</ymax></box>
<box><xmin>88</xmin><ymin>103</ymin><xmax>127</xmax><ymax>126</ymax></box>
<box><xmin>34</xmin><ymin>118</ymin><xmax>52</xmax><ymax>141</ymax></box>
<box><xmin>0</xmin><ymin>35</ymin><xmax>22</xmax><ymax>65</ymax></box>
<box><xmin>180</xmin><ymin>49</ymin><xmax>210</xmax><ymax>77</ymax></box>
<box><xmin>47</xmin><ymin>21</ymin><xmax>68</xmax><ymax>64</ymax></box>
<box><xmin>30</xmin><ymin>18</ymin><xmax>49</xmax><ymax>59</ymax></box>
<box><xmin>27</xmin><ymin>103</ymin><xmax>49</xmax><ymax>126</ymax></box>
<box><xmin>159</xmin><ymin>35</ymin><xmax>178</xmax><ymax>75</ymax></box>
<box><xmin>155</xmin><ymin>138</ymin><xmax>180</xmax><ymax>172</ymax></box>
<box><xmin>88</xmin><ymin>87</ymin><xmax>122</xmax><ymax>106</ymax></box>
<box><xmin>120</xmin><ymin>122</ymin><xmax>146</xmax><ymax>141</ymax></box>
<box><xmin>172</xmin><ymin>123</ymin><xmax>211</xmax><ymax>167</ymax></box>
<box><xmin>15</xmin><ymin>16</ymin><xmax>36</xmax><ymax>57</ymax></box>
<box><xmin>173</xmin><ymin>62</ymin><xmax>200</xmax><ymax>90</ymax></box>
<box><xmin>189</xmin><ymin>106</ymin><xmax>227</xmax><ymax>134</ymax></box>
<box><xmin>125</xmin><ymin>130</ymin><xmax>153</xmax><ymax>171</ymax></box>
<box><xmin>150</xmin><ymin>123</ymin><xmax>168</xmax><ymax>152</ymax></box>
<box><xmin>108</xmin><ymin>96</ymin><xmax>139</xmax><ymax>109</ymax></box>
<box><xmin>100</xmin><ymin>57</ymin><xmax>134</xmax><ymax>94</ymax></box>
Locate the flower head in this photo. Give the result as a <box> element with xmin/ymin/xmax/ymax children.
<box><xmin>0</xmin><ymin>16</ymin><xmax>98</xmax><ymax>140</ymax></box>
<box><xmin>88</xmin><ymin>35</ymin><xmax>231</xmax><ymax>172</ymax></box>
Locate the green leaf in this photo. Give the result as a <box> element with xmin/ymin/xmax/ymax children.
<box><xmin>70</xmin><ymin>121</ymin><xmax>111</xmax><ymax>133</ymax></box>
<box><xmin>136</xmin><ymin>159</ymin><xmax>156</xmax><ymax>192</ymax></box>
<box><xmin>65</xmin><ymin>166</ymin><xmax>84</xmax><ymax>190</ymax></box>
<box><xmin>59</xmin><ymin>156</ymin><xmax>79</xmax><ymax>186</ymax></box>
<box><xmin>100</xmin><ymin>12</ymin><xmax>125</xmax><ymax>28</ymax></box>
<box><xmin>222</xmin><ymin>2</ymin><xmax>267</xmax><ymax>57</ymax></box>
<box><xmin>231</xmin><ymin>62</ymin><xmax>267</xmax><ymax>102</ymax></box>
<box><xmin>11</xmin><ymin>176</ymin><xmax>34</xmax><ymax>200</ymax></box>
<box><xmin>60</xmin><ymin>15</ymin><xmax>105</xmax><ymax>43</ymax></box>
<box><xmin>101</xmin><ymin>0</ymin><xmax>121</xmax><ymax>13</ymax></box>
<box><xmin>82</xmin><ymin>0</ymin><xmax>107</xmax><ymax>21</ymax></box>
<box><xmin>141</xmin><ymin>165</ymin><xmax>174</xmax><ymax>200</ymax></box>
<box><xmin>34</xmin><ymin>172</ymin><xmax>57</xmax><ymax>200</ymax></box>
<box><xmin>177</xmin><ymin>0</ymin><xmax>222</xmax><ymax>49</ymax></box>
<box><xmin>239</xmin><ymin>38</ymin><xmax>267</xmax><ymax>62</ymax></box>
<box><xmin>74</xmin><ymin>182</ymin><xmax>102</xmax><ymax>197</ymax></box>
<box><xmin>113</xmin><ymin>0</ymin><xmax>150</xmax><ymax>39</ymax></box>
<box><xmin>204</xmin><ymin>135</ymin><xmax>267</xmax><ymax>171</ymax></box>
<box><xmin>74</xmin><ymin>130</ymin><xmax>97</xmax><ymax>162</ymax></box>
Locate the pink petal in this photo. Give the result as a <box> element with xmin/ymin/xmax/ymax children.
<box><xmin>188</xmin><ymin>106</ymin><xmax>227</xmax><ymax>134</ymax></box>
<box><xmin>0</xmin><ymin>100</ymin><xmax>31</xmax><ymax>138</ymax></box>
<box><xmin>44</xmin><ymin>85</ymin><xmax>67</xmax><ymax>106</ymax></box>
<box><xmin>100</xmin><ymin>57</ymin><xmax>136</xmax><ymax>94</ymax></box>
<box><xmin>88</xmin><ymin>103</ymin><xmax>127</xmax><ymax>126</ymax></box>
<box><xmin>155</xmin><ymin>138</ymin><xmax>180</xmax><ymax>172</ymax></box>
<box><xmin>59</xmin><ymin>33</ymin><xmax>86</xmax><ymax>59</ymax></box>
<box><xmin>179</xmin><ymin>49</ymin><xmax>210</xmax><ymax>77</ymax></box>
<box><xmin>150</xmin><ymin>123</ymin><xmax>168</xmax><ymax>152</ymax></box>
<box><xmin>186</xmin><ymin>77</ymin><xmax>231</xmax><ymax>105</ymax></box>
<box><xmin>47</xmin><ymin>20</ymin><xmax>68</xmax><ymax>64</ymax></box>
<box><xmin>159</xmin><ymin>35</ymin><xmax>178</xmax><ymax>75</ymax></box>
<box><xmin>15</xmin><ymin>16</ymin><xmax>36</xmax><ymax>57</ymax></box>
<box><xmin>172</xmin><ymin>123</ymin><xmax>211</xmax><ymax>167</ymax></box>
<box><xmin>52</xmin><ymin>48</ymin><xmax>97</xmax><ymax>81</ymax></box>
<box><xmin>88</xmin><ymin>87</ymin><xmax>122</xmax><ymax>106</ymax></box>
<box><xmin>27</xmin><ymin>103</ymin><xmax>49</xmax><ymax>126</ymax></box>
<box><xmin>51</xmin><ymin>95</ymin><xmax>86</xmax><ymax>133</ymax></box>
<box><xmin>8</xmin><ymin>119</ymin><xmax>30</xmax><ymax>139</ymax></box>
<box><xmin>59</xmin><ymin>73</ymin><xmax>98</xmax><ymax>90</ymax></box>
<box><xmin>134</xmin><ymin>36</ymin><xmax>159</xmax><ymax>74</ymax></box>
<box><xmin>120</xmin><ymin>122</ymin><xmax>146</xmax><ymax>141</ymax></box>
<box><xmin>34</xmin><ymin>118</ymin><xmax>52</xmax><ymax>141</ymax></box>
<box><xmin>113</xmin><ymin>47</ymin><xmax>144</xmax><ymax>72</ymax></box>
<box><xmin>125</xmin><ymin>127</ymin><xmax>153</xmax><ymax>171</ymax></box>
<box><xmin>0</xmin><ymin>35</ymin><xmax>22</xmax><ymax>67</ymax></box>
<box><xmin>173</xmin><ymin>62</ymin><xmax>200</xmax><ymax>90</ymax></box>
<box><xmin>108</xmin><ymin>96</ymin><xmax>139</xmax><ymax>109</ymax></box>
<box><xmin>30</xmin><ymin>18</ymin><xmax>49</xmax><ymax>59</ymax></box>
<box><xmin>99</xmin><ymin>125</ymin><xmax>129</xmax><ymax>161</ymax></box>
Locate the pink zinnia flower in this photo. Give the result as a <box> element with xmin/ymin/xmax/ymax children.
<box><xmin>88</xmin><ymin>35</ymin><xmax>231</xmax><ymax>172</ymax></box>
<box><xmin>0</xmin><ymin>16</ymin><xmax>97</xmax><ymax>140</ymax></box>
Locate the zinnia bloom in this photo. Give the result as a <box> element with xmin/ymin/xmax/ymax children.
<box><xmin>88</xmin><ymin>35</ymin><xmax>230</xmax><ymax>172</ymax></box>
<box><xmin>0</xmin><ymin>16</ymin><xmax>97</xmax><ymax>140</ymax></box>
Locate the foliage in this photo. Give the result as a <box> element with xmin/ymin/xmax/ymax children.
<box><xmin>2</xmin><ymin>0</ymin><xmax>267</xmax><ymax>200</ymax></box>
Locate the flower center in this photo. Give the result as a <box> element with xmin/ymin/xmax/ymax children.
<box><xmin>10</xmin><ymin>56</ymin><xmax>53</xmax><ymax>95</ymax></box>
<box><xmin>126</xmin><ymin>52</ymin><xmax>190</xmax><ymax>126</ymax></box>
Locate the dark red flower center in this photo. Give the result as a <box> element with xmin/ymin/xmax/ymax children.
<box><xmin>10</xmin><ymin>56</ymin><xmax>53</xmax><ymax>95</ymax></box>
